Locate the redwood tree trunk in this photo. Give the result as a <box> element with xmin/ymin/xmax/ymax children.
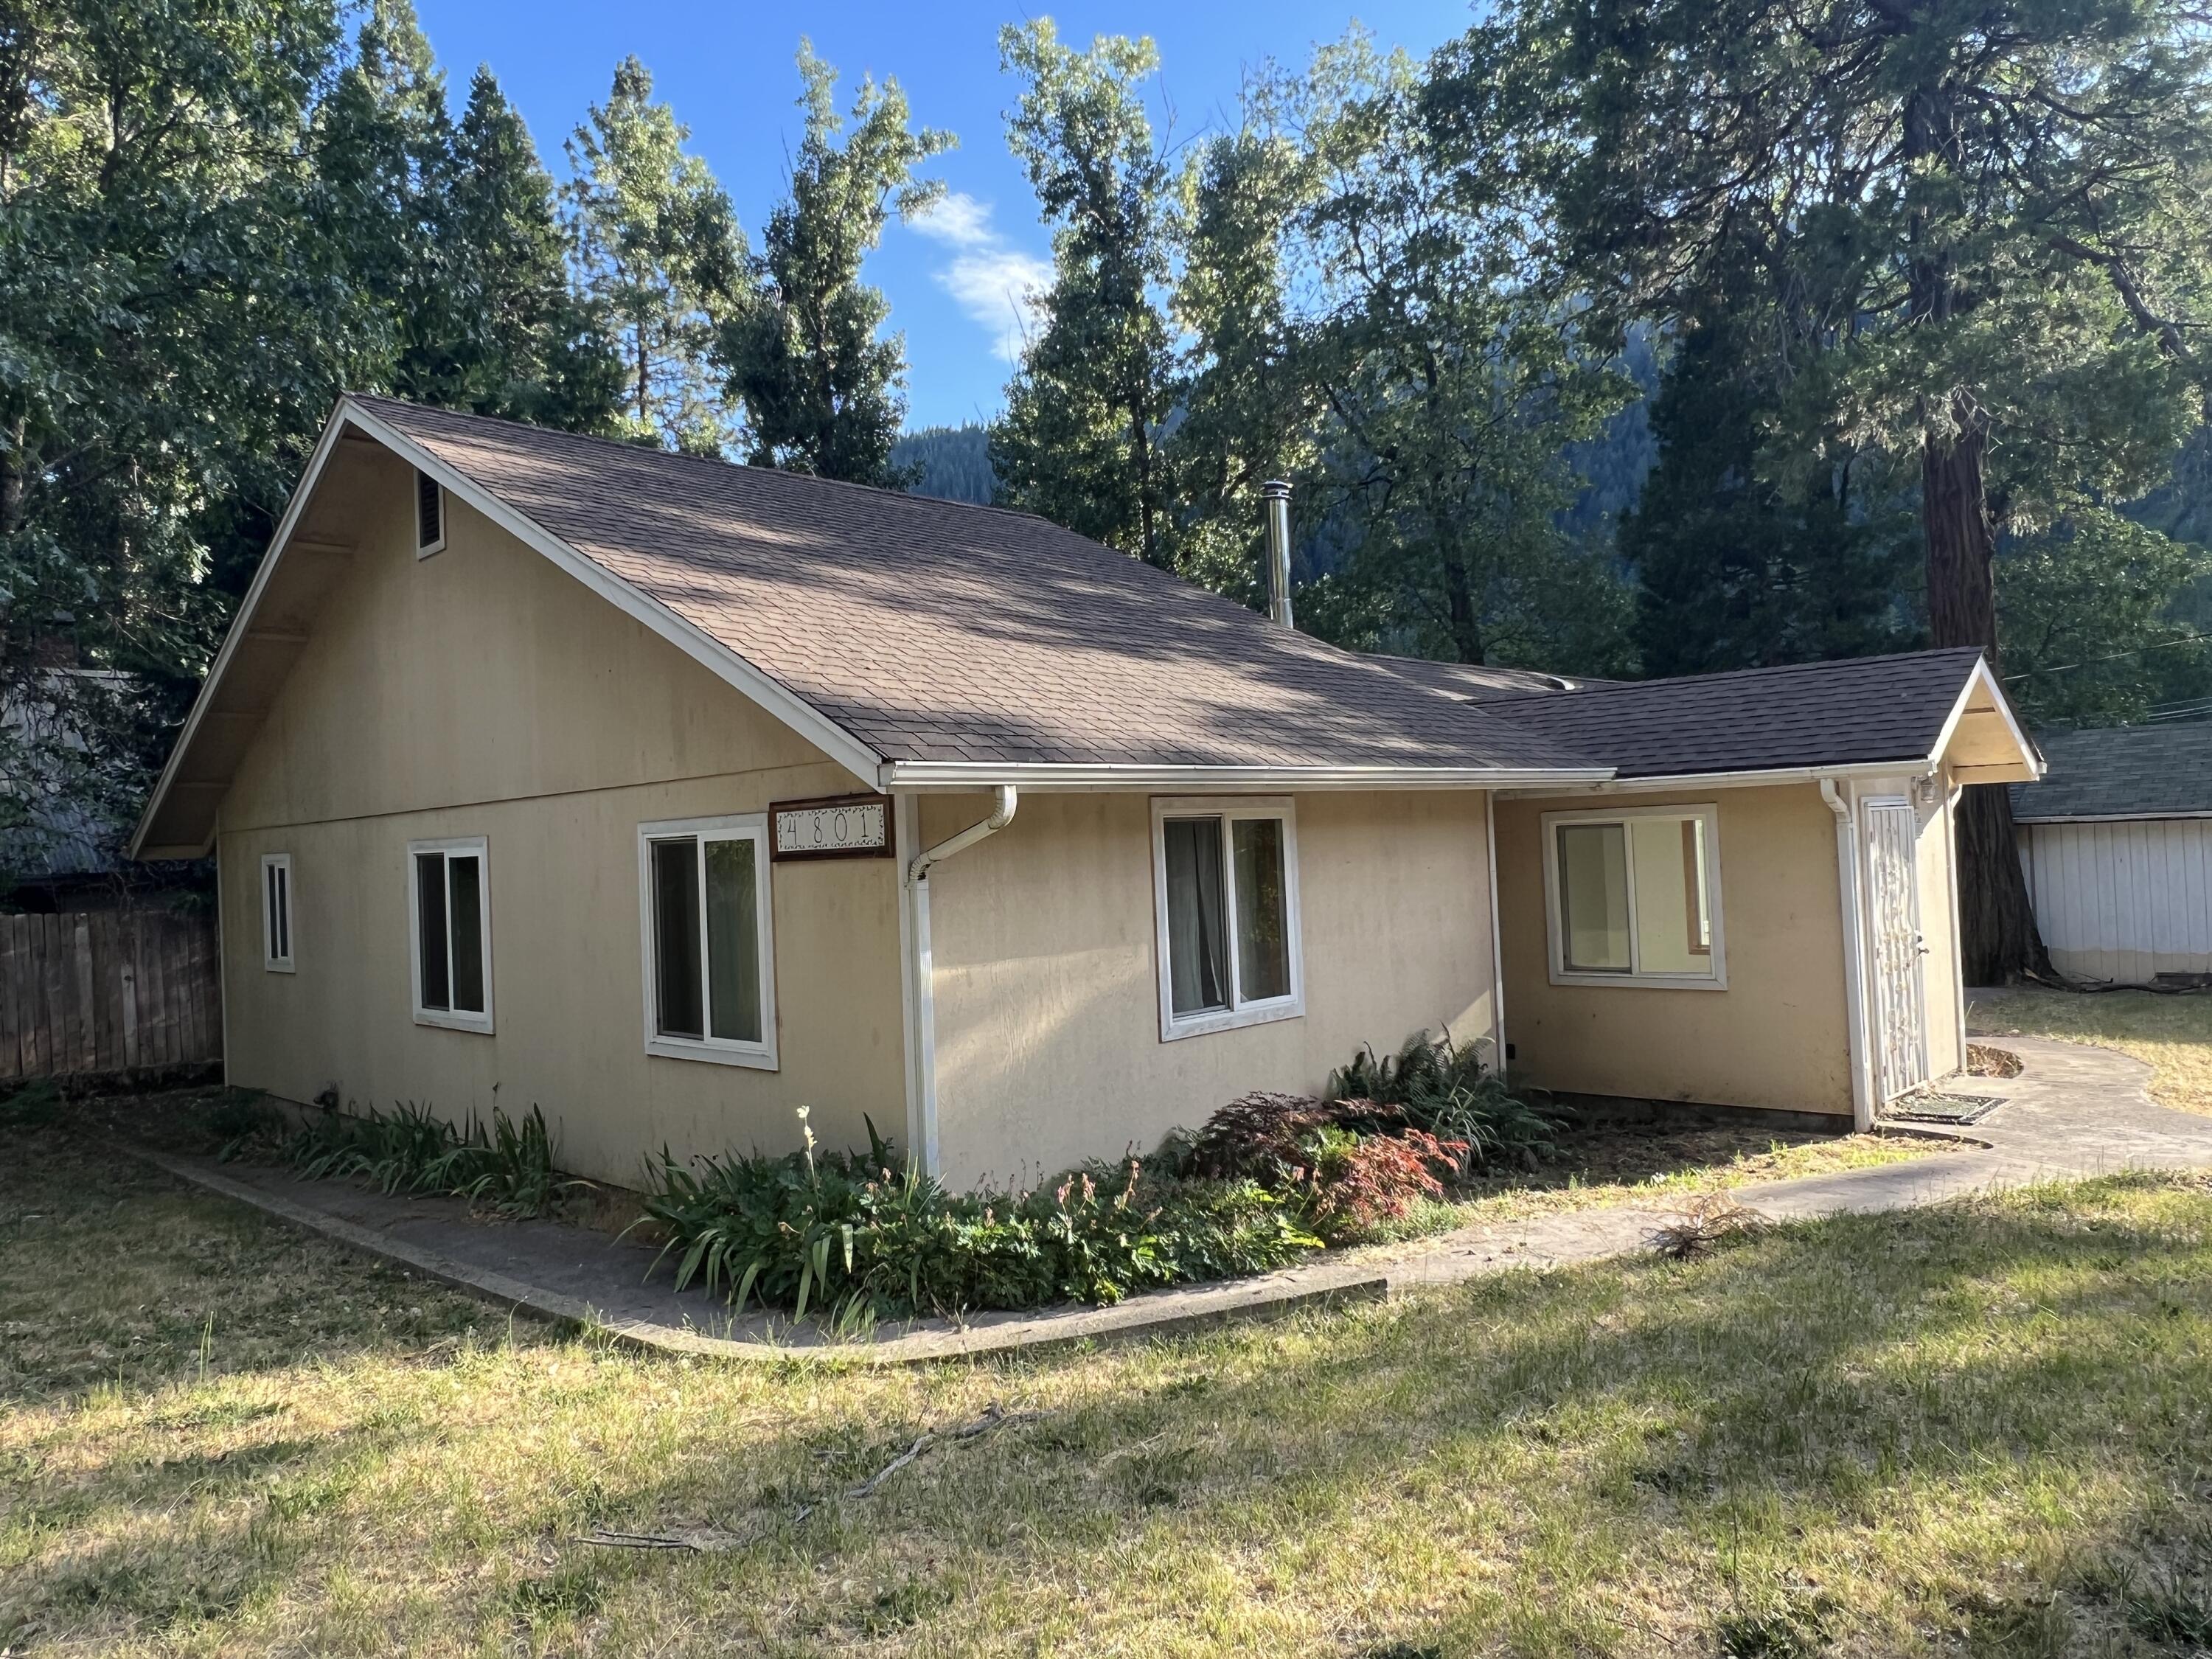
<box><xmin>1920</xmin><ymin>417</ymin><xmax>2054</xmax><ymax>985</ymax></box>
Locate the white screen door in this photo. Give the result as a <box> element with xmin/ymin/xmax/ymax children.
<box><xmin>1864</xmin><ymin>799</ymin><xmax>1929</xmax><ymax>1101</ymax></box>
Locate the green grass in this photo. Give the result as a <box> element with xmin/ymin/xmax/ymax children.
<box><xmin>8</xmin><ymin>1124</ymin><xmax>2212</xmax><ymax>1655</ymax></box>
<box><xmin>1971</xmin><ymin>986</ymin><xmax>2212</xmax><ymax>1116</ymax></box>
<box><xmin>1352</xmin><ymin>1118</ymin><xmax>1953</xmax><ymax>1246</ymax></box>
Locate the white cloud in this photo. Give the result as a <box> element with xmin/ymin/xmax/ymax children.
<box><xmin>911</xmin><ymin>192</ymin><xmax>1053</xmax><ymax>363</ymax></box>
<box><xmin>909</xmin><ymin>190</ymin><xmax>995</xmax><ymax>250</ymax></box>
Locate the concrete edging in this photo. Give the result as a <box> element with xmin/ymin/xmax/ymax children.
<box><xmin>123</xmin><ymin>1145</ymin><xmax>1389</xmax><ymax>1366</ymax></box>
<box><xmin>121</xmin><ymin>1032</ymin><xmax>2212</xmax><ymax>1364</ymax></box>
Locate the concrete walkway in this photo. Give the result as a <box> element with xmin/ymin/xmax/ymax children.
<box><xmin>127</xmin><ymin>1034</ymin><xmax>2212</xmax><ymax>1364</ymax></box>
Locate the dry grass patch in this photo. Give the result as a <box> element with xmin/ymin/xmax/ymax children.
<box><xmin>1969</xmin><ymin>985</ymin><xmax>2212</xmax><ymax>1116</ymax></box>
<box><xmin>1354</xmin><ymin>1118</ymin><xmax>1955</xmax><ymax>1242</ymax></box>
<box><xmin>10</xmin><ymin>1122</ymin><xmax>2212</xmax><ymax>1655</ymax></box>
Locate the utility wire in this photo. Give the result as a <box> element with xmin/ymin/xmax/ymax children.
<box><xmin>2001</xmin><ymin>629</ymin><xmax>2212</xmax><ymax>681</ymax></box>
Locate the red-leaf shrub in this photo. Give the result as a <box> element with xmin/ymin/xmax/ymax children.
<box><xmin>1181</xmin><ymin>1091</ymin><xmax>1408</xmax><ymax>1181</ymax></box>
<box><xmin>1304</xmin><ymin>1128</ymin><xmax>1468</xmax><ymax>1235</ymax></box>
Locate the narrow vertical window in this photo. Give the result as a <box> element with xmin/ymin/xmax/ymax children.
<box><xmin>408</xmin><ymin>838</ymin><xmax>493</xmax><ymax>1029</ymax></box>
<box><xmin>261</xmin><ymin>853</ymin><xmax>294</xmax><ymax>973</ymax></box>
<box><xmin>415</xmin><ymin>468</ymin><xmax>446</xmax><ymax>556</ymax></box>
<box><xmin>1152</xmin><ymin>799</ymin><xmax>1303</xmax><ymax>1040</ymax></box>
<box><xmin>1556</xmin><ymin>822</ymin><xmax>1630</xmax><ymax>973</ymax></box>
<box><xmin>639</xmin><ymin>816</ymin><xmax>775</xmax><ymax>1067</ymax></box>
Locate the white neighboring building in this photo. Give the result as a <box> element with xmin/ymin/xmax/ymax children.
<box><xmin>2014</xmin><ymin>725</ymin><xmax>2212</xmax><ymax>984</ymax></box>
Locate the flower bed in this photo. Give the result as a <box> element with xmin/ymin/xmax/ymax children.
<box><xmin>639</xmin><ymin>1032</ymin><xmax>1560</xmax><ymax>1321</ymax></box>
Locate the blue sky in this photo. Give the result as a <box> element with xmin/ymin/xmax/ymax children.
<box><xmin>411</xmin><ymin>1</ymin><xmax>1477</xmax><ymax>429</ymax></box>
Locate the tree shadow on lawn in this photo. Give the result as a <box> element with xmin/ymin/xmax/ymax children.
<box><xmin>0</xmin><ymin>1124</ymin><xmax>554</xmax><ymax>1409</ymax></box>
<box><xmin>10</xmin><ymin>1115</ymin><xmax>2212</xmax><ymax>1653</ymax></box>
<box><xmin>526</xmin><ymin>1178</ymin><xmax>2212</xmax><ymax>1652</ymax></box>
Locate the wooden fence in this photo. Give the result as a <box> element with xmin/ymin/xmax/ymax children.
<box><xmin>0</xmin><ymin>909</ymin><xmax>222</xmax><ymax>1082</ymax></box>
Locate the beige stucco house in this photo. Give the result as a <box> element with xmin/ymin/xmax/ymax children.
<box><xmin>131</xmin><ymin>397</ymin><xmax>2043</xmax><ymax>1190</ymax></box>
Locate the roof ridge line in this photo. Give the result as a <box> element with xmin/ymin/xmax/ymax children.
<box><xmin>343</xmin><ymin>391</ymin><xmax>1059</xmax><ymax>529</ymax></box>
<box><xmin>1477</xmin><ymin>645</ymin><xmax>1987</xmax><ymax>706</ymax></box>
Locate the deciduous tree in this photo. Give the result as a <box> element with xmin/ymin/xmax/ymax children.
<box><xmin>990</xmin><ymin>22</ymin><xmax>1180</xmax><ymax>568</ymax></box>
<box><xmin>564</xmin><ymin>57</ymin><xmax>748</xmax><ymax>454</ymax></box>
<box><xmin>719</xmin><ymin>43</ymin><xmax>950</xmax><ymax>485</ymax></box>
<box><xmin>0</xmin><ymin>0</ymin><xmax>379</xmax><ymax>875</ymax></box>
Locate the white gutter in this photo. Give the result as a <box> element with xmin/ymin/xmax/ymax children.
<box><xmin>902</xmin><ymin>785</ymin><xmax>1018</xmax><ymax>1177</ymax></box>
<box><xmin>881</xmin><ymin>762</ymin><xmax>1614</xmax><ymax>793</ymax></box>
<box><xmin>1498</xmin><ymin>758</ymin><xmax>1935</xmax><ymax>800</ymax></box>
<box><xmin>1821</xmin><ymin>777</ymin><xmax>1876</xmax><ymax>1131</ymax></box>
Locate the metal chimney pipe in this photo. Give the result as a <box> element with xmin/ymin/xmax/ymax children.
<box><xmin>1261</xmin><ymin>479</ymin><xmax>1294</xmax><ymax>630</ymax></box>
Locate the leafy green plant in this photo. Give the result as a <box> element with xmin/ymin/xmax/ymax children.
<box><xmin>279</xmin><ymin>1100</ymin><xmax>581</xmax><ymax>1219</ymax></box>
<box><xmin>447</xmin><ymin>1104</ymin><xmax>580</xmax><ymax>1219</ymax></box>
<box><xmin>635</xmin><ymin>1110</ymin><xmax>1323</xmax><ymax>1320</ymax></box>
<box><xmin>1329</xmin><ymin>1029</ymin><xmax>1563</xmax><ymax>1174</ymax></box>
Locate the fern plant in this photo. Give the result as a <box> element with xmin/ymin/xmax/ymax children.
<box><xmin>1327</xmin><ymin>1029</ymin><xmax>1563</xmax><ymax>1175</ymax></box>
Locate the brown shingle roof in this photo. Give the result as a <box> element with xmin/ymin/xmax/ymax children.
<box><xmin>1368</xmin><ymin>655</ymin><xmax>1628</xmax><ymax>703</ymax></box>
<box><xmin>358</xmin><ymin>395</ymin><xmax>1596</xmax><ymax>776</ymax></box>
<box><xmin>1478</xmin><ymin>648</ymin><xmax>1992</xmax><ymax>778</ymax></box>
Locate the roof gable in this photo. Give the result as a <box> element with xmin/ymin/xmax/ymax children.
<box><xmin>131</xmin><ymin>395</ymin><xmax>2044</xmax><ymax>858</ymax></box>
<box><xmin>350</xmin><ymin>396</ymin><xmax>1601</xmax><ymax>781</ymax></box>
<box><xmin>1477</xmin><ymin>649</ymin><xmax>2034</xmax><ymax>782</ymax></box>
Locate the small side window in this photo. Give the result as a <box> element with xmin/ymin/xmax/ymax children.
<box><xmin>415</xmin><ymin>468</ymin><xmax>446</xmax><ymax>557</ymax></box>
<box><xmin>637</xmin><ymin>815</ymin><xmax>776</xmax><ymax>1069</ymax></box>
<box><xmin>261</xmin><ymin>853</ymin><xmax>294</xmax><ymax>973</ymax></box>
<box><xmin>1543</xmin><ymin>804</ymin><xmax>1725</xmax><ymax>989</ymax></box>
<box><xmin>1150</xmin><ymin>796</ymin><xmax>1304</xmax><ymax>1041</ymax></box>
<box><xmin>408</xmin><ymin>838</ymin><xmax>492</xmax><ymax>1031</ymax></box>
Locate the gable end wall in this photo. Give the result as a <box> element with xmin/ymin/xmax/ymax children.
<box><xmin>216</xmin><ymin>447</ymin><xmax>904</xmax><ymax>1184</ymax></box>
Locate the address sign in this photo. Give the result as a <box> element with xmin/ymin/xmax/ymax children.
<box><xmin>770</xmin><ymin>793</ymin><xmax>894</xmax><ymax>861</ymax></box>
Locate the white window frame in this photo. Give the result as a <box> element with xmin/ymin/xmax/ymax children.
<box><xmin>1150</xmin><ymin>795</ymin><xmax>1305</xmax><ymax>1042</ymax></box>
<box><xmin>414</xmin><ymin>468</ymin><xmax>447</xmax><ymax>558</ymax></box>
<box><xmin>1540</xmin><ymin>802</ymin><xmax>1727</xmax><ymax>990</ymax></box>
<box><xmin>260</xmin><ymin>852</ymin><xmax>294</xmax><ymax>973</ymax></box>
<box><xmin>636</xmin><ymin>813</ymin><xmax>778</xmax><ymax>1070</ymax></box>
<box><xmin>407</xmin><ymin>835</ymin><xmax>493</xmax><ymax>1032</ymax></box>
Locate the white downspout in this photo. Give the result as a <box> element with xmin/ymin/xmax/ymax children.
<box><xmin>1822</xmin><ymin>778</ymin><xmax>1875</xmax><ymax>1130</ymax></box>
<box><xmin>1485</xmin><ymin>790</ymin><xmax>1508</xmax><ymax>1082</ymax></box>
<box><xmin>903</xmin><ymin>786</ymin><xmax>1017</xmax><ymax>1178</ymax></box>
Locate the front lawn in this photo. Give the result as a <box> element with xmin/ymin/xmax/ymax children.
<box><xmin>1360</xmin><ymin>1116</ymin><xmax>1952</xmax><ymax>1245</ymax></box>
<box><xmin>7</xmin><ymin>1120</ymin><xmax>2212</xmax><ymax>1656</ymax></box>
<box><xmin>1970</xmin><ymin>985</ymin><xmax>2212</xmax><ymax>1116</ymax></box>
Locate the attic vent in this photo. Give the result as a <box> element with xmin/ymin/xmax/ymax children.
<box><xmin>415</xmin><ymin>469</ymin><xmax>446</xmax><ymax>556</ymax></box>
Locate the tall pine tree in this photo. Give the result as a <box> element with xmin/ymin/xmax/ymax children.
<box><xmin>1624</xmin><ymin>302</ymin><xmax>1916</xmax><ymax>676</ymax></box>
<box><xmin>313</xmin><ymin>0</ymin><xmax>450</xmax><ymax>394</ymax></box>
<box><xmin>1450</xmin><ymin>0</ymin><xmax>2212</xmax><ymax>980</ymax></box>
<box><xmin>425</xmin><ymin>68</ymin><xmax>620</xmax><ymax>429</ymax></box>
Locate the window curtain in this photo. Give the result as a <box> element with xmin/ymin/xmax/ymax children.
<box><xmin>1164</xmin><ymin>817</ymin><xmax>1228</xmax><ymax>1015</ymax></box>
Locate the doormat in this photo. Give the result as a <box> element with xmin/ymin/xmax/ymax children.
<box><xmin>1887</xmin><ymin>1093</ymin><xmax>2006</xmax><ymax>1125</ymax></box>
